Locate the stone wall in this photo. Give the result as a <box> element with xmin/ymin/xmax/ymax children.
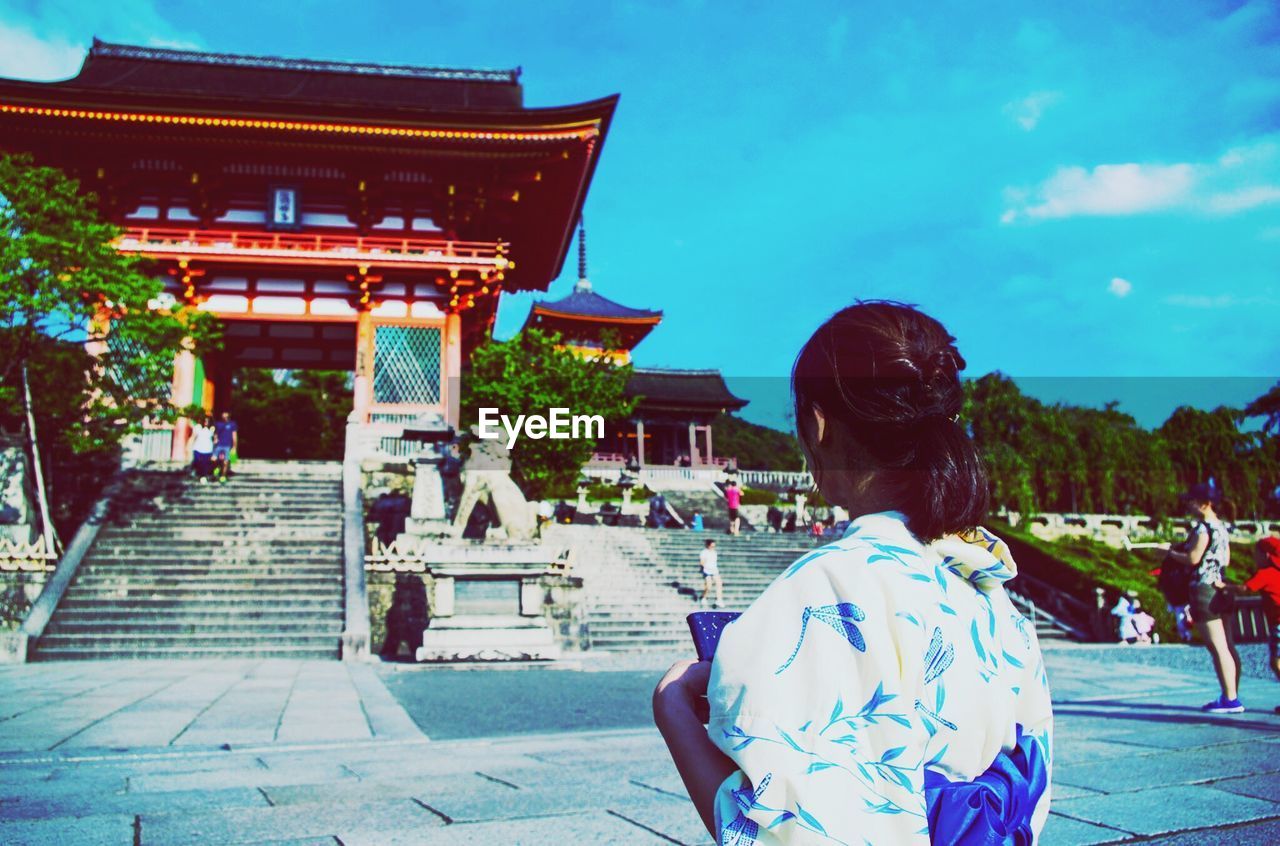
<box><xmin>1004</xmin><ymin>510</ymin><xmax>1280</xmax><ymax>548</ymax></box>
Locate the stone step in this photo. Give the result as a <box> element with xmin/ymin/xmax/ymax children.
<box><xmin>58</xmin><ymin>594</ymin><xmax>341</xmax><ymax>607</ymax></box>
<box><xmin>588</xmin><ymin>637</ymin><xmax>687</xmax><ymax>650</ymax></box>
<box><xmin>68</xmin><ymin>576</ymin><xmax>344</xmax><ymax>590</ymax></box>
<box><xmin>80</xmin><ymin>562</ymin><xmax>341</xmax><ymax>573</ymax></box>
<box><xmin>588</xmin><ymin>619</ymin><xmax>691</xmax><ymax>629</ymax></box>
<box><xmin>31</xmin><ymin>644</ymin><xmax>340</xmax><ymax>661</ymax></box>
<box><xmin>62</xmin><ymin>590</ymin><xmax>342</xmax><ymax>605</ymax></box>
<box><xmin>44</xmin><ymin>618</ymin><xmax>344</xmax><ymax>635</ymax></box>
<box><xmin>89</xmin><ymin>542</ymin><xmax>342</xmax><ymax>554</ymax></box>
<box><xmin>46</xmin><ymin>609</ymin><xmax>344</xmax><ymax>625</ymax></box>
<box><xmin>35</xmin><ymin>631</ymin><xmax>341</xmax><ymax>649</ymax></box>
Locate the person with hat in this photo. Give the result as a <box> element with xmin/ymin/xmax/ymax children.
<box><xmin>1165</xmin><ymin>482</ymin><xmax>1243</xmax><ymax>713</ymax></box>
<box><xmin>1243</xmin><ymin>536</ymin><xmax>1280</xmax><ymax>714</ymax></box>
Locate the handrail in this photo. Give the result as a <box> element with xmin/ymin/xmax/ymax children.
<box><xmin>15</xmin><ymin>475</ymin><xmax>123</xmax><ymax>661</ymax></box>
<box><xmin>114</xmin><ymin>227</ymin><xmax>510</xmax><ymax>270</ymax></box>
<box><xmin>340</xmin><ymin>421</ymin><xmax>372</xmax><ymax>660</ymax></box>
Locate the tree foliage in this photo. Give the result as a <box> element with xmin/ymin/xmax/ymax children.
<box><xmin>1244</xmin><ymin>380</ymin><xmax>1280</xmax><ymax>436</ymax></box>
<box><xmin>231</xmin><ymin>370</ymin><xmax>352</xmax><ymax>460</ymax></box>
<box><xmin>965</xmin><ymin>373</ymin><xmax>1279</xmax><ymax>518</ymax></box>
<box><xmin>0</xmin><ymin>333</ymin><xmax>117</xmax><ymax>537</ymax></box>
<box><xmin>710</xmin><ymin>412</ymin><xmax>805</xmax><ymax>471</ymax></box>
<box><xmin>0</xmin><ymin>152</ymin><xmax>216</xmax><ymax>452</ymax></box>
<box><xmin>461</xmin><ymin>328</ymin><xmax>636</xmax><ymax>500</ymax></box>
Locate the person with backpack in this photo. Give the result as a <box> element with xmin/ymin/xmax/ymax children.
<box><xmin>1164</xmin><ymin>483</ymin><xmax>1242</xmax><ymax>714</ymax></box>
<box><xmin>1156</xmin><ymin>543</ymin><xmax>1194</xmax><ymax>642</ymax></box>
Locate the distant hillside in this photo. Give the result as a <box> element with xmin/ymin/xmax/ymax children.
<box><xmin>713</xmin><ymin>413</ymin><xmax>804</xmax><ymax>471</ymax></box>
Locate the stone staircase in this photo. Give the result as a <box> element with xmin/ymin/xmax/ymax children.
<box><xmin>557</xmin><ymin>526</ymin><xmax>1073</xmax><ymax>651</ymax></box>
<box><xmin>549</xmin><ymin>526</ymin><xmax>697</xmax><ymax>652</ymax></box>
<box><xmin>552</xmin><ymin>526</ymin><xmax>818</xmax><ymax>652</ymax></box>
<box><xmin>32</xmin><ymin>460</ymin><xmax>345</xmax><ymax>661</ymax></box>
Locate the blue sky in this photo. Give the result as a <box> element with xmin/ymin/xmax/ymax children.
<box><xmin>2</xmin><ymin>0</ymin><xmax>1277</xmax><ymax>429</ymax></box>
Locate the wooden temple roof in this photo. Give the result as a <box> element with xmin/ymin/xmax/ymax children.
<box><xmin>0</xmin><ymin>41</ymin><xmax>619</xmax><ymax>293</ymax></box>
<box><xmin>46</xmin><ymin>40</ymin><xmax>524</xmax><ymax>114</ymax></box>
<box><xmin>525</xmin><ymin>279</ymin><xmax>663</xmax><ymax>349</ymax></box>
<box><xmin>627</xmin><ymin>368</ymin><xmax>748</xmax><ymax>413</ymax></box>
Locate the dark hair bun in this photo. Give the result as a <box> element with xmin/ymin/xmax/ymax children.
<box><xmin>792</xmin><ymin>300</ymin><xmax>989</xmax><ymax>540</ymax></box>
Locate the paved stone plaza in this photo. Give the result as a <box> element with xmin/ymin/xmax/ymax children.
<box><xmin>1</xmin><ymin>644</ymin><xmax>1278</xmax><ymax>845</ymax></box>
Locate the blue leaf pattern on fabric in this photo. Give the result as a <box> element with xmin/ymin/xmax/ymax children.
<box><xmin>708</xmin><ymin>513</ymin><xmax>1053</xmax><ymax>846</ymax></box>
<box><xmin>776</xmin><ymin>603</ymin><xmax>866</xmax><ymax>674</ymax></box>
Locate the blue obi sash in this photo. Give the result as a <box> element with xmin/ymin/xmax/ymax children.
<box><xmin>924</xmin><ymin>730</ymin><xmax>1047</xmax><ymax>845</ymax></box>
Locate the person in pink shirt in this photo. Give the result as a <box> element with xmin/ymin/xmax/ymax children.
<box><xmin>723</xmin><ymin>480</ymin><xmax>742</xmax><ymax>535</ymax></box>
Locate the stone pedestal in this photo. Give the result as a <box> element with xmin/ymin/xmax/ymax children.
<box><xmin>0</xmin><ymin>631</ymin><xmax>28</xmax><ymax>664</ymax></box>
<box><xmin>416</xmin><ymin>614</ymin><xmax>561</xmax><ymax>662</ymax></box>
<box><xmin>405</xmin><ymin>452</ymin><xmax>450</xmax><ymax>536</ymax></box>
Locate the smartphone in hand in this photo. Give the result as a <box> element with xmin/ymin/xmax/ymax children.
<box><xmin>687</xmin><ymin>611</ymin><xmax>742</xmax><ymax>661</ymax></box>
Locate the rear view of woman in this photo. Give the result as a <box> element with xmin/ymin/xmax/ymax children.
<box><xmin>654</xmin><ymin>301</ymin><xmax>1052</xmax><ymax>844</ymax></box>
<box><xmin>1167</xmin><ymin>484</ymin><xmax>1242</xmax><ymax>714</ymax></box>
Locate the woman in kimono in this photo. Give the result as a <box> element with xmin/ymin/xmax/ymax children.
<box><xmin>654</xmin><ymin>301</ymin><xmax>1053</xmax><ymax>845</ymax></box>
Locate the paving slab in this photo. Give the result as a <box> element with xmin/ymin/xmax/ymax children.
<box><xmin>412</xmin><ymin>809</ymin><xmax>680</xmax><ymax>846</ymax></box>
<box><xmin>1052</xmin><ymin>784</ymin><xmax>1280</xmax><ymax>836</ymax></box>
<box><xmin>1039</xmin><ymin>812</ymin><xmax>1132</xmax><ymax>846</ymax></box>
<box><xmin>1138</xmin><ymin>817</ymin><xmax>1280</xmax><ymax>845</ymax></box>
<box><xmin>1211</xmin><ymin>772</ymin><xmax>1280</xmax><ymax>803</ymax></box>
<box><xmin>0</xmin><ymin>812</ymin><xmax>136</xmax><ymax>846</ymax></box>
<box><xmin>2</xmin><ymin>645</ymin><xmax>1279</xmax><ymax>843</ymax></box>
<box><xmin>137</xmin><ymin>797</ymin><xmax>446</xmax><ymax>845</ymax></box>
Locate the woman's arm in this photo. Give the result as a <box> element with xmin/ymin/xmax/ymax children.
<box><xmin>653</xmin><ymin>659</ymin><xmax>738</xmax><ymax>837</ymax></box>
<box><xmin>1168</xmin><ymin>532</ymin><xmax>1209</xmax><ymax>567</ymax></box>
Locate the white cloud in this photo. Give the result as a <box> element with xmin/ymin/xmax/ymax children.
<box><xmin>1004</xmin><ymin>90</ymin><xmax>1061</xmax><ymax>131</ymax></box>
<box><xmin>1002</xmin><ymin>136</ymin><xmax>1280</xmax><ymax>222</ymax></box>
<box><xmin>0</xmin><ymin>21</ymin><xmax>84</xmax><ymax>80</ymax></box>
<box><xmin>1164</xmin><ymin>293</ymin><xmax>1279</xmax><ymax>309</ymax></box>
<box><xmin>1165</xmin><ymin>294</ymin><xmax>1238</xmax><ymax>309</ymax></box>
<box><xmin>1108</xmin><ymin>277</ymin><xmax>1132</xmax><ymax>298</ymax></box>
<box><xmin>1205</xmin><ymin>185</ymin><xmax>1280</xmax><ymax>214</ymax></box>
<box><xmin>1006</xmin><ymin>163</ymin><xmax>1195</xmax><ymax>221</ymax></box>
<box><xmin>0</xmin><ymin>1</ymin><xmax>203</xmax><ymax>81</ymax></box>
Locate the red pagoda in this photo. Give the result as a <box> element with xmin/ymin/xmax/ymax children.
<box><xmin>522</xmin><ymin>226</ymin><xmax>746</xmax><ymax>467</ymax></box>
<box><xmin>0</xmin><ymin>40</ymin><xmax>616</xmax><ymax>457</ymax></box>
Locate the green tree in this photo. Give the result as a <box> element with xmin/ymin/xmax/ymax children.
<box><xmin>231</xmin><ymin>369</ymin><xmax>352</xmax><ymax>460</ymax></box>
<box><xmin>1244</xmin><ymin>381</ymin><xmax>1280</xmax><ymax>435</ymax></box>
<box><xmin>0</xmin><ymin>152</ymin><xmax>215</xmax><ymax>445</ymax></box>
<box><xmin>461</xmin><ymin>328</ymin><xmax>636</xmax><ymax>500</ymax></box>
<box><xmin>710</xmin><ymin>413</ymin><xmax>804</xmax><ymax>471</ymax></box>
<box><xmin>0</xmin><ymin>152</ymin><xmax>216</xmax><ymax>536</ymax></box>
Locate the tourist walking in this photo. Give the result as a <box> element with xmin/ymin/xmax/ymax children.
<box><xmin>698</xmin><ymin>539</ymin><xmax>723</xmax><ymax>608</ymax></box>
<box><xmin>724</xmin><ymin>480</ymin><xmax>742</xmax><ymax>535</ymax></box>
<box><xmin>212</xmin><ymin>411</ymin><xmax>238</xmax><ymax>483</ymax></box>
<box><xmin>188</xmin><ymin>416</ymin><xmax>215</xmax><ymax>483</ymax></box>
<box><xmin>654</xmin><ymin>301</ymin><xmax>1052</xmax><ymax>844</ymax></box>
<box><xmin>1243</xmin><ymin>536</ymin><xmax>1280</xmax><ymax>713</ymax></box>
<box><xmin>1166</xmin><ymin>483</ymin><xmax>1243</xmax><ymax>713</ymax></box>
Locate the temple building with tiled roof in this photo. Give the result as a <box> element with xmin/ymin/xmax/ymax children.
<box><xmin>526</xmin><ymin>224</ymin><xmax>747</xmax><ymax>468</ymax></box>
<box><xmin>0</xmin><ymin>39</ymin><xmax>616</xmax><ymax>457</ymax></box>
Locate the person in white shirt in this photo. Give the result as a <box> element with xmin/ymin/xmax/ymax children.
<box><xmin>188</xmin><ymin>416</ymin><xmax>215</xmax><ymax>483</ymax></box>
<box><xmin>699</xmin><ymin>540</ymin><xmax>724</xmax><ymax>609</ymax></box>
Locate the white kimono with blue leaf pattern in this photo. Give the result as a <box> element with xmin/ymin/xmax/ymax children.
<box><xmin>707</xmin><ymin>512</ymin><xmax>1053</xmax><ymax>845</ymax></box>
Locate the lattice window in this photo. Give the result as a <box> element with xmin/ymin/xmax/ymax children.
<box><xmin>105</xmin><ymin>333</ymin><xmax>172</xmax><ymax>403</ymax></box>
<box><xmin>373</xmin><ymin>325</ymin><xmax>442</xmax><ymax>405</ymax></box>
